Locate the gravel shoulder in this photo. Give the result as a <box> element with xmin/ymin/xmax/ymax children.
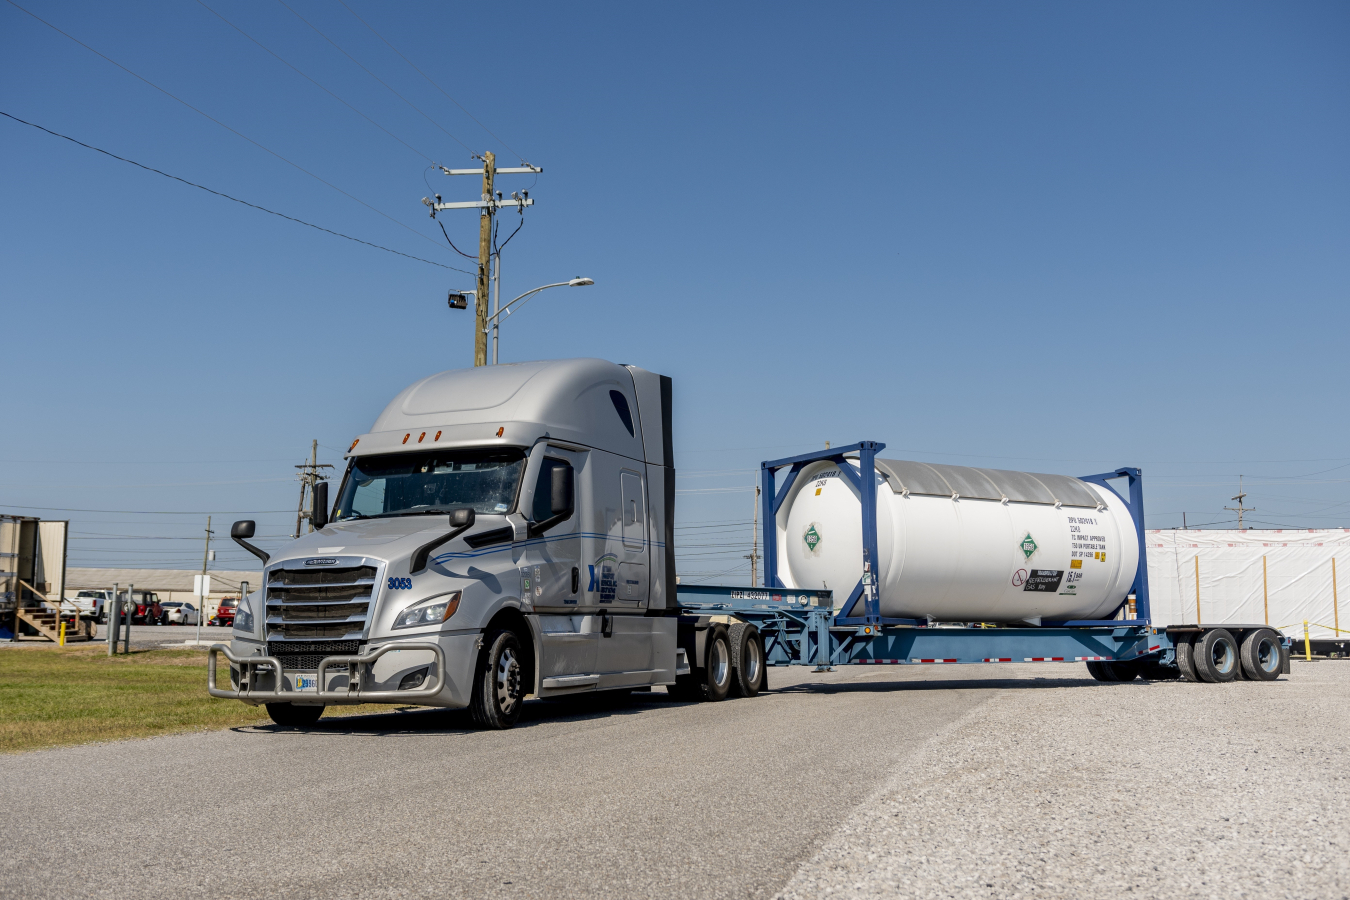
<box><xmin>777</xmin><ymin>661</ymin><xmax>1350</xmax><ymax>900</ymax></box>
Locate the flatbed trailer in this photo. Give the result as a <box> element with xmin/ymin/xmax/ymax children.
<box><xmin>672</xmin><ymin>442</ymin><xmax>1290</xmax><ymax>690</ymax></box>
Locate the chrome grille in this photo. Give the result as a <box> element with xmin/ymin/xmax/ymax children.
<box><xmin>265</xmin><ymin>564</ymin><xmax>378</xmax><ymax>642</ymax></box>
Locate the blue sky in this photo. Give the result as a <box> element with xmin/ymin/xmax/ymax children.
<box><xmin>2</xmin><ymin>1</ymin><xmax>1347</xmax><ymax>582</ymax></box>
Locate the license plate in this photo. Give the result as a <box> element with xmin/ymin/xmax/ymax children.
<box><xmin>294</xmin><ymin>674</ymin><xmax>318</xmax><ymax>690</ymax></box>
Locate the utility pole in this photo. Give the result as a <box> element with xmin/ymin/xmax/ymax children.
<box><xmin>475</xmin><ymin>151</ymin><xmax>495</xmax><ymax>367</ymax></box>
<box><xmin>196</xmin><ymin>517</ymin><xmax>212</xmax><ymax>646</ymax></box>
<box><xmin>744</xmin><ymin>484</ymin><xmax>762</xmax><ymax>587</ymax></box>
<box><xmin>294</xmin><ymin>440</ymin><xmax>334</xmax><ymax>537</ymax></box>
<box><xmin>1225</xmin><ymin>475</ymin><xmax>1255</xmax><ymax>530</ymax></box>
<box><xmin>422</xmin><ymin>157</ymin><xmax>540</xmax><ymax>366</ymax></box>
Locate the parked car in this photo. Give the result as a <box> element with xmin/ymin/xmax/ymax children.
<box><xmin>160</xmin><ymin>601</ymin><xmax>199</xmax><ymax>626</ymax></box>
<box><xmin>210</xmin><ymin>597</ymin><xmax>238</xmax><ymax>628</ymax></box>
<box><xmin>71</xmin><ymin>590</ymin><xmax>110</xmax><ymax>621</ymax></box>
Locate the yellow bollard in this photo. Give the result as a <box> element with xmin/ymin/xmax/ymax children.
<box><xmin>1304</xmin><ymin>620</ymin><xmax>1312</xmax><ymax>661</ymax></box>
<box><xmin>59</xmin><ymin>620</ymin><xmax>66</xmax><ymax>647</ymax></box>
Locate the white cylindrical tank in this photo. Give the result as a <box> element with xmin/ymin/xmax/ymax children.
<box><xmin>777</xmin><ymin>458</ymin><xmax>1139</xmax><ymax>623</ymax></box>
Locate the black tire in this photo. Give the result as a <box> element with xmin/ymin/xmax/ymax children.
<box><xmin>469</xmin><ymin>629</ymin><xmax>525</xmax><ymax>729</ymax></box>
<box><xmin>667</xmin><ymin>674</ymin><xmax>702</xmax><ymax>701</ymax></box>
<box><xmin>700</xmin><ymin>625</ymin><xmax>732</xmax><ymax>702</ymax></box>
<box><xmin>729</xmin><ymin>624</ymin><xmax>766</xmax><ymax>698</ymax></box>
<box><xmin>1086</xmin><ymin>660</ymin><xmax>1138</xmax><ymax>682</ymax></box>
<box><xmin>1193</xmin><ymin>628</ymin><xmax>1240</xmax><ymax>683</ymax></box>
<box><xmin>1240</xmin><ymin>629</ymin><xmax>1283</xmax><ymax>681</ymax></box>
<box><xmin>1138</xmin><ymin>658</ymin><xmax>1182</xmax><ymax>681</ymax></box>
<box><xmin>1176</xmin><ymin>635</ymin><xmax>1202</xmax><ymax>682</ymax></box>
<box><xmin>265</xmin><ymin>703</ymin><xmax>324</xmax><ymax>727</ymax></box>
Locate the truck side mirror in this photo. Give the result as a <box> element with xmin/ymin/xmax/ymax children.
<box><xmin>449</xmin><ymin>507</ymin><xmax>475</xmax><ymax>528</ymax></box>
<box><xmin>231</xmin><ymin>520</ymin><xmax>270</xmax><ymax>564</ymax></box>
<box><xmin>312</xmin><ymin>482</ymin><xmax>329</xmax><ymax>530</ymax></box>
<box><xmin>551</xmin><ymin>463</ymin><xmax>574</xmax><ymax>517</ymax></box>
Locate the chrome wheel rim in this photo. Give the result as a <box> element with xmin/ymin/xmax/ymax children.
<box><xmin>710</xmin><ymin>638</ymin><xmax>730</xmax><ymax>689</ymax></box>
<box><xmin>744</xmin><ymin>639</ymin><xmax>762</xmax><ymax>687</ymax></box>
<box><xmin>495</xmin><ymin>646</ymin><xmax>521</xmax><ymax>713</ymax></box>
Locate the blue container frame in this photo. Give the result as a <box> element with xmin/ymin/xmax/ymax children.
<box><xmin>755</xmin><ymin>441</ymin><xmax>1152</xmax><ymax>629</ymax></box>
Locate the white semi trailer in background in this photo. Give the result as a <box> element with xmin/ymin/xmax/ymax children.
<box><xmin>209</xmin><ymin>358</ymin><xmax>1289</xmax><ymax>728</ymax></box>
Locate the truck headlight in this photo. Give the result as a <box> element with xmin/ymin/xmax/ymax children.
<box><xmin>393</xmin><ymin>591</ymin><xmax>462</xmax><ymax>629</ymax></box>
<box><xmin>233</xmin><ymin>597</ymin><xmax>255</xmax><ymax>634</ymax></box>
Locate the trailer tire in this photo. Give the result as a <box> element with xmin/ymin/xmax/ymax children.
<box><xmin>1087</xmin><ymin>660</ymin><xmax>1138</xmax><ymax>682</ymax></box>
<box><xmin>1175</xmin><ymin>635</ymin><xmax>1201</xmax><ymax>682</ymax></box>
<box><xmin>1085</xmin><ymin>661</ymin><xmax>1115</xmax><ymax>682</ymax></box>
<box><xmin>1192</xmin><ymin>628</ymin><xmax>1240</xmax><ymax>683</ymax></box>
<box><xmin>729</xmin><ymin>624</ymin><xmax>765</xmax><ymax>697</ymax></box>
<box><xmin>469</xmin><ymin>629</ymin><xmax>525</xmax><ymax>729</ymax></box>
<box><xmin>265</xmin><ymin>703</ymin><xmax>324</xmax><ymax>727</ymax></box>
<box><xmin>1240</xmin><ymin>629</ymin><xmax>1283</xmax><ymax>682</ymax></box>
<box><xmin>1138</xmin><ymin>658</ymin><xmax>1181</xmax><ymax>681</ymax></box>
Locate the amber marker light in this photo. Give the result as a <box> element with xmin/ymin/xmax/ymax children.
<box><xmin>418</xmin><ymin>432</ymin><xmax>426</xmax><ymax>443</ymax></box>
<box><xmin>496</xmin><ymin>427</ymin><xmax>504</xmax><ymax>437</ymax></box>
<box><xmin>402</xmin><ymin>434</ymin><xmax>410</xmax><ymax>444</ymax></box>
<box><xmin>434</xmin><ymin>431</ymin><xmax>442</xmax><ymax>441</ymax></box>
<box><xmin>349</xmin><ymin>439</ymin><xmax>359</xmax><ymax>452</ymax></box>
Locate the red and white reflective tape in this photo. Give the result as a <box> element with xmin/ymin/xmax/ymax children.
<box><xmin>911</xmin><ymin>658</ymin><xmax>958</xmax><ymax>663</ymax></box>
<box><xmin>856</xmin><ymin>659</ymin><xmax>904</xmax><ymax>665</ymax></box>
<box><xmin>1075</xmin><ymin>656</ymin><xmax>1110</xmax><ymax>661</ymax></box>
<box><xmin>1148</xmin><ymin>645</ymin><xmax>1161</xmax><ymax>652</ymax></box>
<box><xmin>983</xmin><ymin>657</ymin><xmax>1013</xmax><ymax>662</ymax></box>
<box><xmin>1024</xmin><ymin>657</ymin><xmax>1066</xmax><ymax>662</ymax></box>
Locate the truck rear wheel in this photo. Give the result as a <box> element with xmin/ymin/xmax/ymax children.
<box><xmin>729</xmin><ymin>624</ymin><xmax>765</xmax><ymax>697</ymax></box>
<box><xmin>1240</xmin><ymin>629</ymin><xmax>1282</xmax><ymax>681</ymax></box>
<box><xmin>265</xmin><ymin>703</ymin><xmax>324</xmax><ymax>727</ymax></box>
<box><xmin>701</xmin><ymin>625</ymin><xmax>732</xmax><ymax>702</ymax></box>
<box><xmin>470</xmin><ymin>629</ymin><xmax>525</xmax><ymax>729</ymax></box>
<box><xmin>1192</xmin><ymin>629</ymin><xmax>1240</xmax><ymax>683</ymax></box>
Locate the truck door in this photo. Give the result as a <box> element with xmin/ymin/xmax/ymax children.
<box><xmin>525</xmin><ymin>448</ymin><xmax>583</xmax><ymax>611</ymax></box>
<box><xmin>618</xmin><ymin>470</ymin><xmax>647</xmax><ymax>605</ymax></box>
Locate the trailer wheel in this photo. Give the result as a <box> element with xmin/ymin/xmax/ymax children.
<box><xmin>1138</xmin><ymin>658</ymin><xmax>1181</xmax><ymax>680</ymax></box>
<box><xmin>469</xmin><ymin>629</ymin><xmax>525</xmax><ymax>729</ymax></box>
<box><xmin>1175</xmin><ymin>635</ymin><xmax>1201</xmax><ymax>682</ymax></box>
<box><xmin>1086</xmin><ymin>660</ymin><xmax>1139</xmax><ymax>682</ymax></box>
<box><xmin>729</xmin><ymin>624</ymin><xmax>765</xmax><ymax>697</ymax></box>
<box><xmin>1192</xmin><ymin>628</ymin><xmax>1240</xmax><ymax>683</ymax></box>
<box><xmin>265</xmin><ymin>703</ymin><xmax>324</xmax><ymax>727</ymax></box>
<box><xmin>1240</xmin><ymin>629</ymin><xmax>1282</xmax><ymax>681</ymax></box>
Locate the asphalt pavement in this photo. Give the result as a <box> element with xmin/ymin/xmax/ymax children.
<box><xmin>0</xmin><ymin>662</ymin><xmax>1342</xmax><ymax>899</ymax></box>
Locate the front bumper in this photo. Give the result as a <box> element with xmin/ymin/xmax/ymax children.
<box><xmin>207</xmin><ymin>641</ymin><xmax>447</xmax><ymax>704</ymax></box>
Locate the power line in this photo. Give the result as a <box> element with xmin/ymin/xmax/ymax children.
<box><xmin>338</xmin><ymin>0</ymin><xmax>529</xmax><ymax>165</ymax></box>
<box><xmin>275</xmin><ymin>0</ymin><xmax>473</xmax><ymax>155</ymax></box>
<box><xmin>0</xmin><ymin>505</ymin><xmax>293</xmax><ymax>515</ymax></box>
<box><xmin>5</xmin><ymin>0</ymin><xmax>452</xmax><ymax>256</ymax></box>
<box><xmin>0</xmin><ymin>111</ymin><xmax>469</xmax><ymax>272</ymax></box>
<box><xmin>194</xmin><ymin>0</ymin><xmax>438</xmax><ymax>165</ymax></box>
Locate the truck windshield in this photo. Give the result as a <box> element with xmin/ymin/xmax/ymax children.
<box><xmin>334</xmin><ymin>449</ymin><xmax>525</xmax><ymax>520</ymax></box>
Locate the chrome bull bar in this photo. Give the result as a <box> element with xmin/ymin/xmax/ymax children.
<box><xmin>207</xmin><ymin>641</ymin><xmax>447</xmax><ymax>703</ymax></box>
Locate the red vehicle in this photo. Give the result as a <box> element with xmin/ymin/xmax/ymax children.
<box><xmin>127</xmin><ymin>591</ymin><xmax>164</xmax><ymax>625</ymax></box>
<box><xmin>211</xmin><ymin>597</ymin><xmax>238</xmax><ymax>628</ymax></box>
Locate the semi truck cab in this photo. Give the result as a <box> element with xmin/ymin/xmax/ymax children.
<box><xmin>210</xmin><ymin>358</ymin><xmax>682</xmax><ymax>728</ymax></box>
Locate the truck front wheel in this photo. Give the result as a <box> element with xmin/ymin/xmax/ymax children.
<box><xmin>265</xmin><ymin>703</ymin><xmax>324</xmax><ymax>727</ymax></box>
<box><xmin>470</xmin><ymin>629</ymin><xmax>525</xmax><ymax>729</ymax></box>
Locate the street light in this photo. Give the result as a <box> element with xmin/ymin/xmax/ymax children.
<box><xmin>483</xmin><ymin>277</ymin><xmax>594</xmax><ymax>364</ymax></box>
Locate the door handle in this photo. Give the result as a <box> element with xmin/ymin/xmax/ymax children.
<box><xmin>571</xmin><ymin>567</ymin><xmax>579</xmax><ymax>594</ymax></box>
<box><xmin>600</xmin><ymin>610</ymin><xmax>613</xmax><ymax>638</ymax></box>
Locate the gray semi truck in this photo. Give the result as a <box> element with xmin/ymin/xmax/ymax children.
<box><xmin>208</xmin><ymin>357</ymin><xmax>1287</xmax><ymax>728</ymax></box>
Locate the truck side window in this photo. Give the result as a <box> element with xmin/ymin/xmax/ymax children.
<box><xmin>532</xmin><ymin>458</ymin><xmax>571</xmax><ymax>523</ymax></box>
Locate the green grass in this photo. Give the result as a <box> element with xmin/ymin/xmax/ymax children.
<box><xmin>0</xmin><ymin>647</ymin><xmax>402</xmax><ymax>753</ymax></box>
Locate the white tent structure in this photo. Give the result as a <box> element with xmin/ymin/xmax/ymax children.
<box><xmin>1146</xmin><ymin>529</ymin><xmax>1348</xmax><ymax>640</ymax></box>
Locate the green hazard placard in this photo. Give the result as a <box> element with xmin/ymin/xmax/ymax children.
<box><xmin>1020</xmin><ymin>533</ymin><xmax>1038</xmax><ymax>559</ymax></box>
<box><xmin>803</xmin><ymin>524</ymin><xmax>821</xmax><ymax>552</ymax></box>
